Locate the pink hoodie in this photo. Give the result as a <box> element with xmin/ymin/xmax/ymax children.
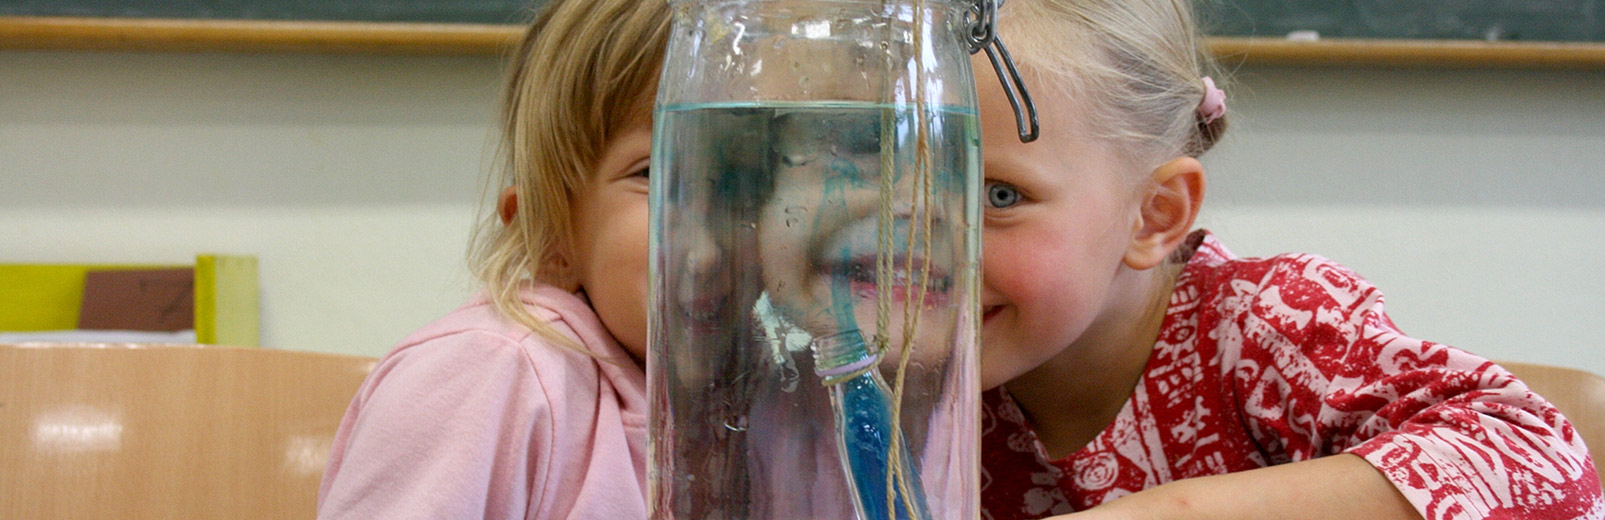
<box><xmin>318</xmin><ymin>285</ymin><xmax>647</xmax><ymax>519</ymax></box>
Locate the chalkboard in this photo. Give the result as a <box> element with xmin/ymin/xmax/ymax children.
<box><xmin>1200</xmin><ymin>0</ymin><xmax>1605</xmax><ymax>42</ymax></box>
<box><xmin>2</xmin><ymin>0</ymin><xmax>1602</xmax><ymax>43</ymax></box>
<box><xmin>0</xmin><ymin>0</ymin><xmax>539</xmax><ymax>24</ymax></box>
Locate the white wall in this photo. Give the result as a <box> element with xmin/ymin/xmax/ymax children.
<box><xmin>2</xmin><ymin>51</ymin><xmax>498</xmax><ymax>356</ymax></box>
<box><xmin>3</xmin><ymin>51</ymin><xmax>1602</xmax><ymax>374</ymax></box>
<box><xmin>1201</xmin><ymin>66</ymin><xmax>1605</xmax><ymax>375</ymax></box>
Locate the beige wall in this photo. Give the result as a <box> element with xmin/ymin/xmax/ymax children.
<box><xmin>1202</xmin><ymin>66</ymin><xmax>1605</xmax><ymax>375</ymax></box>
<box><xmin>2</xmin><ymin>51</ymin><xmax>498</xmax><ymax>355</ymax></box>
<box><xmin>3</xmin><ymin>51</ymin><xmax>1602</xmax><ymax>374</ymax></box>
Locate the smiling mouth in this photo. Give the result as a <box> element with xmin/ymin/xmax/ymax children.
<box><xmin>981</xmin><ymin>305</ymin><xmax>1003</xmax><ymax>324</ymax></box>
<box><xmin>682</xmin><ymin>297</ymin><xmax>724</xmax><ymax>323</ymax></box>
<box><xmin>804</xmin><ymin>213</ymin><xmax>957</xmax><ymax>310</ymax></box>
<box><xmin>820</xmin><ymin>252</ymin><xmax>952</xmax><ymax>308</ymax></box>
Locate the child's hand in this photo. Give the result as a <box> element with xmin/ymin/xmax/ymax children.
<box><xmin>1043</xmin><ymin>508</ymin><xmax>1139</xmax><ymax>520</ymax></box>
<box><xmin>1042</xmin><ymin>454</ymin><xmax>1422</xmax><ymax>520</ymax></box>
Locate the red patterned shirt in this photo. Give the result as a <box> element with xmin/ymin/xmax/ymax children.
<box><xmin>980</xmin><ymin>231</ymin><xmax>1602</xmax><ymax>520</ymax></box>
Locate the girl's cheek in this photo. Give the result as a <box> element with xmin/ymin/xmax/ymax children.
<box><xmin>981</xmin><ymin>255</ymin><xmax>1035</xmax><ymax>306</ymax></box>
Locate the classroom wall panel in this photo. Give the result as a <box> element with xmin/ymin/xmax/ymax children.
<box><xmin>3</xmin><ymin>51</ymin><xmax>1602</xmax><ymax>374</ymax></box>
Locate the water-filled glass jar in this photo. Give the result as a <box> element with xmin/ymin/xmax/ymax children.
<box><xmin>649</xmin><ymin>0</ymin><xmax>981</xmax><ymax>518</ymax></box>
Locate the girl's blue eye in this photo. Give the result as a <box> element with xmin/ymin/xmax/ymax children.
<box><xmin>986</xmin><ymin>182</ymin><xmax>1021</xmax><ymax>209</ymax></box>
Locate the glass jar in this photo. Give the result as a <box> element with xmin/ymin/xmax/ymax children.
<box><xmin>649</xmin><ymin>0</ymin><xmax>982</xmax><ymax>518</ymax></box>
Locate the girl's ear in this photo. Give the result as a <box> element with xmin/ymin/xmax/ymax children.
<box><xmin>1124</xmin><ymin>156</ymin><xmax>1206</xmax><ymax>270</ymax></box>
<box><xmin>497</xmin><ymin>186</ymin><xmax>518</xmax><ymax>226</ymax></box>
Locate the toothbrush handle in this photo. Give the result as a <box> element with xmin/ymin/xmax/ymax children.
<box><xmin>833</xmin><ymin>370</ymin><xmax>931</xmax><ymax>520</ymax></box>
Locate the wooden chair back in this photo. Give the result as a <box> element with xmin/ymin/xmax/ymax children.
<box><xmin>0</xmin><ymin>343</ymin><xmax>375</xmax><ymax>519</ymax></box>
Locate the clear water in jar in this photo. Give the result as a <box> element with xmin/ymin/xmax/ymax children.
<box><xmin>650</xmin><ymin>101</ymin><xmax>979</xmax><ymax>519</ymax></box>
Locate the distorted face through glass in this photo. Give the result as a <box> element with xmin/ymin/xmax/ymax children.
<box><xmin>755</xmin><ymin>106</ymin><xmax>971</xmax><ymax>375</ymax></box>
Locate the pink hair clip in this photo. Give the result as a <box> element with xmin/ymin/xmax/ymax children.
<box><xmin>1198</xmin><ymin>76</ymin><xmax>1226</xmax><ymax>124</ymax></box>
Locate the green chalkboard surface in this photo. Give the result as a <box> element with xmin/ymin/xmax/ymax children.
<box><xmin>0</xmin><ymin>0</ymin><xmax>538</xmax><ymax>24</ymax></box>
<box><xmin>1</xmin><ymin>0</ymin><xmax>1602</xmax><ymax>43</ymax></box>
<box><xmin>1200</xmin><ymin>0</ymin><xmax>1604</xmax><ymax>42</ymax></box>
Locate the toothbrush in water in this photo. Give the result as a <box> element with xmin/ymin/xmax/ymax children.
<box><xmin>812</xmin><ymin>329</ymin><xmax>931</xmax><ymax>520</ymax></box>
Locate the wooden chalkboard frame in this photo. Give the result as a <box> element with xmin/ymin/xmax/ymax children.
<box><xmin>3</xmin><ymin>16</ymin><xmax>1605</xmax><ymax>68</ymax></box>
<box><xmin>0</xmin><ymin>17</ymin><xmax>515</xmax><ymax>55</ymax></box>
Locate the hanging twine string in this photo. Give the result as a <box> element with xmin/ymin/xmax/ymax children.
<box><xmin>878</xmin><ymin>0</ymin><xmax>936</xmax><ymax>516</ymax></box>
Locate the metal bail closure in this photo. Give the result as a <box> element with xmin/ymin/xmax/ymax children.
<box><xmin>966</xmin><ymin>0</ymin><xmax>1039</xmax><ymax>142</ymax></box>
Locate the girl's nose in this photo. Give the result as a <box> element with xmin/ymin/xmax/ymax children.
<box><xmin>685</xmin><ymin>230</ymin><xmax>719</xmax><ymax>273</ymax></box>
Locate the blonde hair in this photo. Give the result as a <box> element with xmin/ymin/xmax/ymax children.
<box><xmin>999</xmin><ymin>0</ymin><xmax>1228</xmax><ymax>169</ymax></box>
<box><xmin>470</xmin><ymin>0</ymin><xmax>671</xmax><ymax>347</ymax></box>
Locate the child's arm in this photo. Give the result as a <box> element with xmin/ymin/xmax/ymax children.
<box><xmin>1055</xmin><ymin>454</ymin><xmax>1420</xmax><ymax>520</ymax></box>
<box><xmin>1077</xmin><ymin>252</ymin><xmax>1602</xmax><ymax>519</ymax></box>
<box><xmin>1206</xmin><ymin>255</ymin><xmax>1603</xmax><ymax>519</ymax></box>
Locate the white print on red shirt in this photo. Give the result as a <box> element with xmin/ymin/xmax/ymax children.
<box><xmin>980</xmin><ymin>231</ymin><xmax>1603</xmax><ymax>520</ymax></box>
